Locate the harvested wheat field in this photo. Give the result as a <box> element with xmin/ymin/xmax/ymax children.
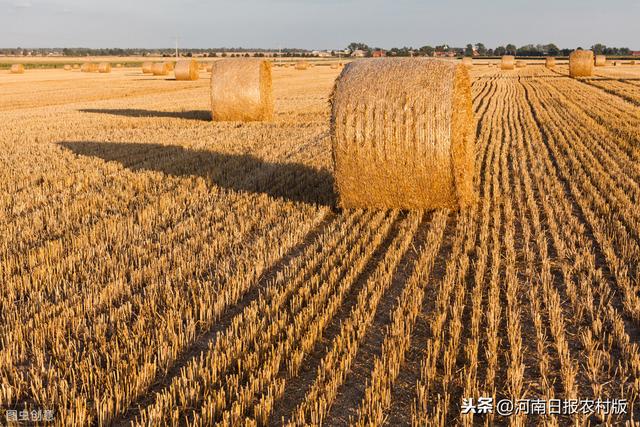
<box><xmin>1</xmin><ymin>61</ymin><xmax>640</xmax><ymax>426</ymax></box>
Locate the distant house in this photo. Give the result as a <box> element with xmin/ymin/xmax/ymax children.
<box><xmin>433</xmin><ymin>51</ymin><xmax>457</xmax><ymax>58</ymax></box>
<box><xmin>632</xmin><ymin>51</ymin><xmax>640</xmax><ymax>56</ymax></box>
<box><xmin>351</xmin><ymin>49</ymin><xmax>366</xmax><ymax>58</ymax></box>
<box><xmin>372</xmin><ymin>50</ymin><xmax>385</xmax><ymax>58</ymax></box>
<box><xmin>312</xmin><ymin>50</ymin><xmax>333</xmax><ymax>57</ymax></box>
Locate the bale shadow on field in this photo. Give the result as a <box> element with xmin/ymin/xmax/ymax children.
<box><xmin>58</xmin><ymin>141</ymin><xmax>336</xmax><ymax>206</ymax></box>
<box><xmin>80</xmin><ymin>108</ymin><xmax>211</xmax><ymax>121</ymax></box>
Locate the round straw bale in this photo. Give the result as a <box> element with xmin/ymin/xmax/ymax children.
<box><xmin>174</xmin><ymin>59</ymin><xmax>199</xmax><ymax>81</ymax></box>
<box><xmin>164</xmin><ymin>61</ymin><xmax>175</xmax><ymax>71</ymax></box>
<box><xmin>116</xmin><ymin>63</ymin><xmax>123</xmax><ymax>68</ymax></box>
<box><xmin>630</xmin><ymin>60</ymin><xmax>636</xmax><ymax>66</ymax></box>
<box><xmin>515</xmin><ymin>60</ymin><xmax>527</xmax><ymax>68</ymax></box>
<box><xmin>295</xmin><ymin>61</ymin><xmax>310</xmax><ymax>70</ymax></box>
<box><xmin>152</xmin><ymin>62</ymin><xmax>170</xmax><ymax>76</ymax></box>
<box><xmin>10</xmin><ymin>64</ymin><xmax>25</xmax><ymax>74</ymax></box>
<box><xmin>63</xmin><ymin>64</ymin><xmax>72</xmax><ymax>71</ymax></box>
<box><xmin>98</xmin><ymin>62</ymin><xmax>111</xmax><ymax>73</ymax></box>
<box><xmin>210</xmin><ymin>58</ymin><xmax>273</xmax><ymax>122</ymax></box>
<box><xmin>81</xmin><ymin>62</ymin><xmax>98</xmax><ymax>72</ymax></box>
<box><xmin>545</xmin><ymin>57</ymin><xmax>556</xmax><ymax>68</ymax></box>
<box><xmin>73</xmin><ymin>64</ymin><xmax>80</xmax><ymax>69</ymax></box>
<box><xmin>461</xmin><ymin>57</ymin><xmax>473</xmax><ymax>68</ymax></box>
<box><xmin>142</xmin><ymin>61</ymin><xmax>153</xmax><ymax>74</ymax></box>
<box><xmin>594</xmin><ymin>54</ymin><xmax>606</xmax><ymax>66</ymax></box>
<box><xmin>500</xmin><ymin>55</ymin><xmax>515</xmax><ymax>70</ymax></box>
<box><xmin>569</xmin><ymin>50</ymin><xmax>594</xmax><ymax>77</ymax></box>
<box><xmin>331</xmin><ymin>58</ymin><xmax>475</xmax><ymax>210</ymax></box>
<box><xmin>206</xmin><ymin>64</ymin><xmax>213</xmax><ymax>72</ymax></box>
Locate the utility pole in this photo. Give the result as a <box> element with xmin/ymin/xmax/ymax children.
<box><xmin>175</xmin><ymin>36</ymin><xmax>179</xmax><ymax>59</ymax></box>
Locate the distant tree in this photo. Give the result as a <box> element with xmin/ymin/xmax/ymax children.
<box><xmin>347</xmin><ymin>42</ymin><xmax>370</xmax><ymax>53</ymax></box>
<box><xmin>494</xmin><ymin>46</ymin><xmax>506</xmax><ymax>56</ymax></box>
<box><xmin>465</xmin><ymin>44</ymin><xmax>474</xmax><ymax>56</ymax></box>
<box><xmin>505</xmin><ymin>44</ymin><xmax>517</xmax><ymax>55</ymax></box>
<box><xmin>475</xmin><ymin>43</ymin><xmax>487</xmax><ymax>56</ymax></box>
<box><xmin>418</xmin><ymin>45</ymin><xmax>435</xmax><ymax>56</ymax></box>
<box><xmin>545</xmin><ymin>43</ymin><xmax>560</xmax><ymax>56</ymax></box>
<box><xmin>592</xmin><ymin>43</ymin><xmax>606</xmax><ymax>54</ymax></box>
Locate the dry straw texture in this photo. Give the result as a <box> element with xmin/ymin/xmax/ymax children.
<box><xmin>595</xmin><ymin>55</ymin><xmax>606</xmax><ymax>66</ymax></box>
<box><xmin>72</xmin><ymin>64</ymin><xmax>79</xmax><ymax>69</ymax></box>
<box><xmin>152</xmin><ymin>62</ymin><xmax>170</xmax><ymax>76</ymax></box>
<box><xmin>174</xmin><ymin>59</ymin><xmax>200</xmax><ymax>81</ymax></box>
<box><xmin>516</xmin><ymin>61</ymin><xmax>527</xmax><ymax>68</ymax></box>
<box><xmin>164</xmin><ymin>61</ymin><xmax>175</xmax><ymax>71</ymax></box>
<box><xmin>206</xmin><ymin>64</ymin><xmax>213</xmax><ymax>72</ymax></box>
<box><xmin>81</xmin><ymin>63</ymin><xmax>98</xmax><ymax>73</ymax></box>
<box><xmin>295</xmin><ymin>61</ymin><xmax>310</xmax><ymax>70</ymax></box>
<box><xmin>500</xmin><ymin>55</ymin><xmax>515</xmax><ymax>70</ymax></box>
<box><xmin>142</xmin><ymin>61</ymin><xmax>153</xmax><ymax>74</ymax></box>
<box><xmin>63</xmin><ymin>64</ymin><xmax>72</xmax><ymax>71</ymax></box>
<box><xmin>461</xmin><ymin>57</ymin><xmax>473</xmax><ymax>68</ymax></box>
<box><xmin>545</xmin><ymin>57</ymin><xmax>556</xmax><ymax>68</ymax></box>
<box><xmin>331</xmin><ymin>58</ymin><xmax>475</xmax><ymax>210</ymax></box>
<box><xmin>210</xmin><ymin>58</ymin><xmax>273</xmax><ymax>122</ymax></box>
<box><xmin>569</xmin><ymin>50</ymin><xmax>594</xmax><ymax>77</ymax></box>
<box><xmin>116</xmin><ymin>63</ymin><xmax>123</xmax><ymax>68</ymax></box>
<box><xmin>10</xmin><ymin>64</ymin><xmax>25</xmax><ymax>74</ymax></box>
<box><xmin>98</xmin><ymin>63</ymin><xmax>111</xmax><ymax>73</ymax></box>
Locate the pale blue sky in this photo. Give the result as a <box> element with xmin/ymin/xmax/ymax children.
<box><xmin>1</xmin><ymin>0</ymin><xmax>638</xmax><ymax>49</ymax></box>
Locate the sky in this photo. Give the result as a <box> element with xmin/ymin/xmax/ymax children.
<box><xmin>1</xmin><ymin>0</ymin><xmax>638</xmax><ymax>50</ymax></box>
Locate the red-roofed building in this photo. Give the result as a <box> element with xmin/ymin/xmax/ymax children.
<box><xmin>372</xmin><ymin>50</ymin><xmax>386</xmax><ymax>58</ymax></box>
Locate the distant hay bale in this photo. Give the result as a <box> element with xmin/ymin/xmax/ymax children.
<box><xmin>164</xmin><ymin>61</ymin><xmax>175</xmax><ymax>71</ymax></box>
<box><xmin>98</xmin><ymin>63</ymin><xmax>111</xmax><ymax>73</ymax></box>
<box><xmin>152</xmin><ymin>62</ymin><xmax>170</xmax><ymax>76</ymax></box>
<box><xmin>10</xmin><ymin>64</ymin><xmax>25</xmax><ymax>74</ymax></box>
<box><xmin>331</xmin><ymin>58</ymin><xmax>475</xmax><ymax>210</ymax></box>
<box><xmin>174</xmin><ymin>59</ymin><xmax>199</xmax><ymax>81</ymax></box>
<box><xmin>63</xmin><ymin>64</ymin><xmax>72</xmax><ymax>71</ymax></box>
<box><xmin>594</xmin><ymin>55</ymin><xmax>606</xmax><ymax>66</ymax></box>
<box><xmin>81</xmin><ymin>63</ymin><xmax>98</xmax><ymax>73</ymax></box>
<box><xmin>73</xmin><ymin>64</ymin><xmax>80</xmax><ymax>69</ymax></box>
<box><xmin>569</xmin><ymin>50</ymin><xmax>594</xmax><ymax>77</ymax></box>
<box><xmin>545</xmin><ymin>57</ymin><xmax>556</xmax><ymax>68</ymax></box>
<box><xmin>116</xmin><ymin>63</ymin><xmax>123</xmax><ymax>68</ymax></box>
<box><xmin>500</xmin><ymin>55</ymin><xmax>515</xmax><ymax>70</ymax></box>
<box><xmin>515</xmin><ymin>60</ymin><xmax>527</xmax><ymax>68</ymax></box>
<box><xmin>461</xmin><ymin>57</ymin><xmax>473</xmax><ymax>68</ymax></box>
<box><xmin>295</xmin><ymin>61</ymin><xmax>310</xmax><ymax>70</ymax></box>
<box><xmin>210</xmin><ymin>58</ymin><xmax>273</xmax><ymax>121</ymax></box>
<box><xmin>142</xmin><ymin>61</ymin><xmax>153</xmax><ymax>74</ymax></box>
<box><xmin>630</xmin><ymin>60</ymin><xmax>636</xmax><ymax>66</ymax></box>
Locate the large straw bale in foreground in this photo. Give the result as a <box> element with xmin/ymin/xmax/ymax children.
<box><xmin>500</xmin><ymin>55</ymin><xmax>515</xmax><ymax>70</ymax></box>
<box><xmin>174</xmin><ymin>59</ymin><xmax>199</xmax><ymax>81</ymax></box>
<box><xmin>81</xmin><ymin>63</ymin><xmax>98</xmax><ymax>72</ymax></box>
<box><xmin>10</xmin><ymin>64</ymin><xmax>25</xmax><ymax>74</ymax></box>
<box><xmin>210</xmin><ymin>59</ymin><xmax>273</xmax><ymax>121</ymax></box>
<box><xmin>331</xmin><ymin>58</ymin><xmax>475</xmax><ymax>210</ymax></box>
<box><xmin>569</xmin><ymin>50</ymin><xmax>594</xmax><ymax>77</ymax></box>
<box><xmin>98</xmin><ymin>63</ymin><xmax>111</xmax><ymax>73</ymax></box>
<box><xmin>595</xmin><ymin>55</ymin><xmax>606</xmax><ymax>66</ymax></box>
<box><xmin>142</xmin><ymin>61</ymin><xmax>153</xmax><ymax>74</ymax></box>
<box><xmin>152</xmin><ymin>62</ymin><xmax>170</xmax><ymax>76</ymax></box>
<box><xmin>545</xmin><ymin>57</ymin><xmax>556</xmax><ymax>68</ymax></box>
<box><xmin>461</xmin><ymin>57</ymin><xmax>473</xmax><ymax>68</ymax></box>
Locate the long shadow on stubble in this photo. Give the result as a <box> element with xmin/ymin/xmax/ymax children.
<box><xmin>79</xmin><ymin>108</ymin><xmax>212</xmax><ymax>121</ymax></box>
<box><xmin>58</xmin><ymin>141</ymin><xmax>336</xmax><ymax>206</ymax></box>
